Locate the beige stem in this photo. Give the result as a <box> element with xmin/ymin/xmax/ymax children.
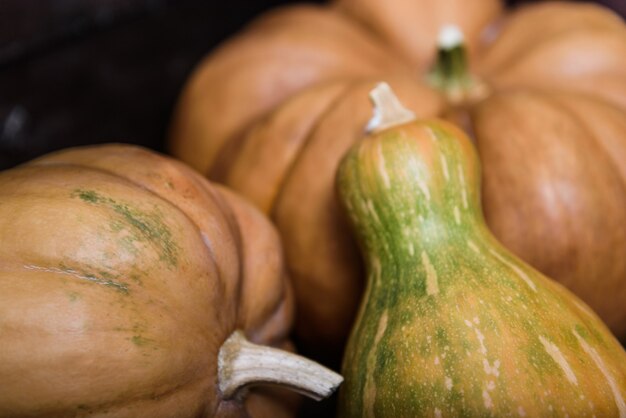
<box><xmin>366</xmin><ymin>82</ymin><xmax>417</xmax><ymax>134</ymax></box>
<box><xmin>218</xmin><ymin>330</ymin><xmax>343</xmax><ymax>401</ymax></box>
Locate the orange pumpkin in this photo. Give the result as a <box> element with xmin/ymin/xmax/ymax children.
<box><xmin>169</xmin><ymin>0</ymin><xmax>626</xmax><ymax>356</ymax></box>
<box><xmin>0</xmin><ymin>144</ymin><xmax>340</xmax><ymax>417</ymax></box>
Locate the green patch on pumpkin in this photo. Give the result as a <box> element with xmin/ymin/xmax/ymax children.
<box><xmin>57</xmin><ymin>262</ymin><xmax>130</xmax><ymax>295</ymax></box>
<box><xmin>131</xmin><ymin>335</ymin><xmax>157</xmax><ymax>348</ymax></box>
<box><xmin>130</xmin><ymin>273</ymin><xmax>143</xmax><ymax>285</ymax></box>
<box><xmin>72</xmin><ymin>188</ymin><xmax>180</xmax><ymax>268</ymax></box>
<box><xmin>75</xmin><ymin>189</ymin><xmax>100</xmax><ymax>204</ymax></box>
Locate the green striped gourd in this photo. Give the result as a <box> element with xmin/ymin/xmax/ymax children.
<box><xmin>337</xmin><ymin>83</ymin><xmax>626</xmax><ymax>417</ymax></box>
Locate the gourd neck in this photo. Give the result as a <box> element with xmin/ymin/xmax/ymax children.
<box><xmin>426</xmin><ymin>25</ymin><xmax>488</xmax><ymax>106</ymax></box>
<box><xmin>339</xmin><ymin>83</ymin><xmax>483</xmax><ymax>293</ymax></box>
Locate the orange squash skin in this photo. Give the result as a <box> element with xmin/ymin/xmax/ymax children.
<box><xmin>169</xmin><ymin>0</ymin><xmax>626</xmax><ymax>351</ymax></box>
<box><xmin>0</xmin><ymin>145</ymin><xmax>296</xmax><ymax>418</ymax></box>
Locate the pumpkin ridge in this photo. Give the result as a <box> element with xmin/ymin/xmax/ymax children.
<box><xmin>189</xmin><ymin>185</ymin><xmax>243</xmax><ymax>308</ymax></box>
<box><xmin>548</xmin><ymin>93</ymin><xmax>626</xmax><ymax>185</ymax></box>
<box><xmin>493</xmin><ymin>28</ymin><xmax>625</xmax><ymax>83</ymax></box>
<box><xmin>215</xmin><ymin>81</ymin><xmax>351</xmax><ymax>216</ymax></box>
<box><xmin>554</xmin><ymin>96</ymin><xmax>626</xmax><ymax>198</ymax></box>
<box><xmin>481</xmin><ymin>29</ymin><xmax>560</xmax><ymax>79</ymax></box>
<box><xmin>244</xmin><ymin>291</ymin><xmax>292</xmax><ymax>346</ymax></box>
<box><xmin>209</xmin><ymin>122</ymin><xmax>259</xmax><ymax>181</ymax></box>
<box><xmin>269</xmin><ymin>81</ymin><xmax>355</xmax><ymax>218</ymax></box>
<box><xmin>33</xmin><ymin>157</ymin><xmax>210</xmax><ymax>226</ymax></box>
<box><xmin>39</xmin><ymin>156</ymin><xmax>219</xmax><ymax>217</ymax></box>
<box><xmin>478</xmin><ymin>2</ymin><xmax>626</xmax><ymax>78</ymax></box>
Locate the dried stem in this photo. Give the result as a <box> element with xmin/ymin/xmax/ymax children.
<box><xmin>366</xmin><ymin>82</ymin><xmax>417</xmax><ymax>134</ymax></box>
<box><xmin>218</xmin><ymin>330</ymin><xmax>343</xmax><ymax>401</ymax></box>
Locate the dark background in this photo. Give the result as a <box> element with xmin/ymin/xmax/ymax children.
<box><xmin>1</xmin><ymin>0</ymin><xmax>624</xmax><ymax>171</ymax></box>
<box><xmin>0</xmin><ymin>0</ymin><xmax>323</xmax><ymax>170</ymax></box>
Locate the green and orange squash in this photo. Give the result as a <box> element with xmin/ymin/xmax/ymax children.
<box><xmin>0</xmin><ymin>144</ymin><xmax>340</xmax><ymax>418</ymax></box>
<box><xmin>337</xmin><ymin>83</ymin><xmax>626</xmax><ymax>417</ymax></box>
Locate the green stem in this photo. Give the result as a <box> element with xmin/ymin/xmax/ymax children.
<box><xmin>427</xmin><ymin>25</ymin><xmax>485</xmax><ymax>104</ymax></box>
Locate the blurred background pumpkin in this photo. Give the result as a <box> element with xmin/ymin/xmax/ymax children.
<box><xmin>167</xmin><ymin>0</ymin><xmax>626</xmax><ymax>366</ymax></box>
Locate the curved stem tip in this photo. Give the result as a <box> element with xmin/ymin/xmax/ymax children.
<box><xmin>366</xmin><ymin>82</ymin><xmax>417</xmax><ymax>134</ymax></box>
<box><xmin>218</xmin><ymin>330</ymin><xmax>343</xmax><ymax>401</ymax></box>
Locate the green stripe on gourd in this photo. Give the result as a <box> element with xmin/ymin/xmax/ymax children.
<box><xmin>337</xmin><ymin>82</ymin><xmax>626</xmax><ymax>417</ymax></box>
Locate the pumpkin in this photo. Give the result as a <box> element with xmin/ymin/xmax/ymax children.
<box><xmin>0</xmin><ymin>144</ymin><xmax>341</xmax><ymax>417</ymax></box>
<box><xmin>337</xmin><ymin>82</ymin><xmax>626</xmax><ymax>417</ymax></box>
<box><xmin>169</xmin><ymin>0</ymin><xmax>626</xmax><ymax>354</ymax></box>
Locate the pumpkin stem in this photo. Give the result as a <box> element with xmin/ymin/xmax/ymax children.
<box><xmin>427</xmin><ymin>25</ymin><xmax>487</xmax><ymax>105</ymax></box>
<box><xmin>218</xmin><ymin>330</ymin><xmax>343</xmax><ymax>401</ymax></box>
<box><xmin>366</xmin><ymin>82</ymin><xmax>416</xmax><ymax>134</ymax></box>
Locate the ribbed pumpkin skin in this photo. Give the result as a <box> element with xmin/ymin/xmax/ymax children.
<box><xmin>337</xmin><ymin>120</ymin><xmax>626</xmax><ymax>417</ymax></box>
<box><xmin>0</xmin><ymin>145</ymin><xmax>295</xmax><ymax>418</ymax></box>
<box><xmin>169</xmin><ymin>0</ymin><xmax>626</xmax><ymax>349</ymax></box>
